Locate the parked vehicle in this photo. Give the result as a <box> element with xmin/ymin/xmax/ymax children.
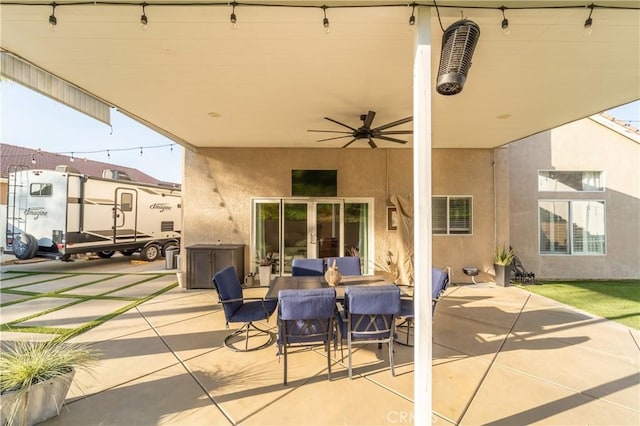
<box><xmin>5</xmin><ymin>166</ymin><xmax>181</xmax><ymax>261</ymax></box>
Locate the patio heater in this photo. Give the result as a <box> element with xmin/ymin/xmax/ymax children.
<box><xmin>436</xmin><ymin>19</ymin><xmax>480</xmax><ymax>96</ymax></box>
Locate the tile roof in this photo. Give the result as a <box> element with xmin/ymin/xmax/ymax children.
<box><xmin>1</xmin><ymin>143</ymin><xmax>178</xmax><ymax>187</ymax></box>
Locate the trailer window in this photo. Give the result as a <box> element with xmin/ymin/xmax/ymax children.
<box><xmin>30</xmin><ymin>183</ymin><xmax>53</xmax><ymax>197</ymax></box>
<box><xmin>121</xmin><ymin>193</ymin><xmax>133</xmax><ymax>212</ymax></box>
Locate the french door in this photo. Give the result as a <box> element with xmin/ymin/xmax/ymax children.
<box><xmin>252</xmin><ymin>198</ymin><xmax>373</xmax><ymax>276</ymax></box>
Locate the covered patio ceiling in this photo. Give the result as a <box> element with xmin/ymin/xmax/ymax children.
<box><xmin>1</xmin><ymin>1</ymin><xmax>638</xmax><ymax>150</ymax></box>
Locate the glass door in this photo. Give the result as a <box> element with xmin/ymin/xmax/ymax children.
<box><xmin>252</xmin><ymin>198</ymin><xmax>373</xmax><ymax>276</ymax></box>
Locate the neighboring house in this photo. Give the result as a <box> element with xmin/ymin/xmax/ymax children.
<box><xmin>504</xmin><ymin>114</ymin><xmax>640</xmax><ymax>280</ymax></box>
<box><xmin>181</xmin><ymin>113</ymin><xmax>639</xmax><ymax>283</ymax></box>
<box><xmin>0</xmin><ymin>143</ymin><xmax>177</xmax><ymax>251</ymax></box>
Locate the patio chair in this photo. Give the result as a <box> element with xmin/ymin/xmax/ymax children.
<box><xmin>326</xmin><ymin>256</ymin><xmax>362</xmax><ymax>276</ymax></box>
<box><xmin>291</xmin><ymin>258</ymin><xmax>324</xmax><ymax>276</ymax></box>
<box><xmin>337</xmin><ymin>285</ymin><xmax>401</xmax><ymax>379</ymax></box>
<box><xmin>277</xmin><ymin>287</ymin><xmax>336</xmax><ymax>385</ymax></box>
<box><xmin>395</xmin><ymin>267</ymin><xmax>450</xmax><ymax>346</ymax></box>
<box><xmin>212</xmin><ymin>266</ymin><xmax>277</xmax><ymax>352</ymax></box>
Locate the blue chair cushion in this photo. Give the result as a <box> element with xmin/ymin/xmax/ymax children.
<box><xmin>278</xmin><ymin>288</ymin><xmax>336</xmax><ymax>344</ymax></box>
<box><xmin>213</xmin><ymin>266</ymin><xmax>245</xmax><ymax>319</ymax></box>
<box><xmin>345</xmin><ymin>285</ymin><xmax>400</xmax><ymax>315</ymax></box>
<box><xmin>326</xmin><ymin>257</ymin><xmax>361</xmax><ymax>276</ymax></box>
<box><xmin>291</xmin><ymin>258</ymin><xmax>324</xmax><ymax>276</ymax></box>
<box><xmin>279</xmin><ymin>288</ymin><xmax>336</xmax><ymax>320</ymax></box>
<box><xmin>432</xmin><ymin>268</ymin><xmax>449</xmax><ymax>299</ymax></box>
<box><xmin>229</xmin><ymin>299</ymin><xmax>277</xmax><ymax>323</ymax></box>
<box><xmin>399</xmin><ymin>298</ymin><xmax>414</xmax><ymax>317</ymax></box>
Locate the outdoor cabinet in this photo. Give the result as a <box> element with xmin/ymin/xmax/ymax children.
<box><xmin>186</xmin><ymin>244</ymin><xmax>245</xmax><ymax>289</ymax></box>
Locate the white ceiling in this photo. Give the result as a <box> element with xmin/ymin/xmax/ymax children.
<box><xmin>1</xmin><ymin>1</ymin><xmax>639</xmax><ymax>150</ymax></box>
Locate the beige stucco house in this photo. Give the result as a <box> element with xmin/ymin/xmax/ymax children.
<box><xmin>3</xmin><ymin>1</ymin><xmax>639</xmax><ymax>421</ymax></box>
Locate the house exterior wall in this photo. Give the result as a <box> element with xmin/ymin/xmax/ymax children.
<box><xmin>506</xmin><ymin>118</ymin><xmax>640</xmax><ymax>279</ymax></box>
<box><xmin>182</xmin><ymin>147</ymin><xmax>496</xmax><ymax>282</ymax></box>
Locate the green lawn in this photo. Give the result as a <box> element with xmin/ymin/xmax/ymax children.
<box><xmin>519</xmin><ymin>280</ymin><xmax>640</xmax><ymax>330</ymax></box>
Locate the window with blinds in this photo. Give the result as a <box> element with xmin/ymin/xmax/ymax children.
<box><xmin>539</xmin><ymin>200</ymin><xmax>605</xmax><ymax>255</ymax></box>
<box><xmin>433</xmin><ymin>196</ymin><xmax>472</xmax><ymax>235</ymax></box>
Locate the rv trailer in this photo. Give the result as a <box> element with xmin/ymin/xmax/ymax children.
<box><xmin>5</xmin><ymin>167</ymin><xmax>181</xmax><ymax>261</ymax></box>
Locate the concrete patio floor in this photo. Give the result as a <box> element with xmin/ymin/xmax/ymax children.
<box><xmin>1</xmin><ymin>257</ymin><xmax>638</xmax><ymax>425</ymax></box>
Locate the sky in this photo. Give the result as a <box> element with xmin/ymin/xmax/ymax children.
<box><xmin>1</xmin><ymin>81</ymin><xmax>183</xmax><ymax>183</ymax></box>
<box><xmin>1</xmin><ymin>81</ymin><xmax>639</xmax><ymax>185</ymax></box>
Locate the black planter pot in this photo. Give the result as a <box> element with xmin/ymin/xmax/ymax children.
<box><xmin>494</xmin><ymin>264</ymin><xmax>512</xmax><ymax>287</ymax></box>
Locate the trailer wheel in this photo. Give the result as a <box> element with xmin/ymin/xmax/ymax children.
<box><xmin>12</xmin><ymin>233</ymin><xmax>35</xmax><ymax>260</ymax></box>
<box><xmin>97</xmin><ymin>250</ymin><xmax>115</xmax><ymax>259</ymax></box>
<box><xmin>140</xmin><ymin>244</ymin><xmax>160</xmax><ymax>262</ymax></box>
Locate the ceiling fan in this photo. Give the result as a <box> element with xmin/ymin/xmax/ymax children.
<box><xmin>307</xmin><ymin>110</ymin><xmax>413</xmax><ymax>148</ymax></box>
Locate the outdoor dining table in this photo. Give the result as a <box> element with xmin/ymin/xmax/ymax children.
<box><xmin>264</xmin><ymin>275</ymin><xmax>392</xmax><ymax>301</ymax></box>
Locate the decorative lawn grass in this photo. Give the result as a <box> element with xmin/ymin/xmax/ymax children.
<box><xmin>520</xmin><ymin>280</ymin><xmax>640</xmax><ymax>330</ymax></box>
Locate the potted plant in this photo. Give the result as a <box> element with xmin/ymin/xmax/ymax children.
<box><xmin>257</xmin><ymin>252</ymin><xmax>275</xmax><ymax>286</ymax></box>
<box><xmin>0</xmin><ymin>339</ymin><xmax>98</xmax><ymax>426</ymax></box>
<box><xmin>493</xmin><ymin>245</ymin><xmax>514</xmax><ymax>287</ymax></box>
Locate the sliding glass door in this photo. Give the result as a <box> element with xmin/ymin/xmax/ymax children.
<box><xmin>252</xmin><ymin>198</ymin><xmax>373</xmax><ymax>276</ymax></box>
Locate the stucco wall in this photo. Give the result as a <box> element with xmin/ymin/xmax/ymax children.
<box><xmin>507</xmin><ymin>118</ymin><xmax>640</xmax><ymax>279</ymax></box>
<box><xmin>182</xmin><ymin>147</ymin><xmax>496</xmax><ymax>282</ymax></box>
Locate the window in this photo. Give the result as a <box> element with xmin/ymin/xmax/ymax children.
<box><xmin>30</xmin><ymin>183</ymin><xmax>52</xmax><ymax>196</ymax></box>
<box><xmin>120</xmin><ymin>193</ymin><xmax>133</xmax><ymax>212</ymax></box>
<box><xmin>433</xmin><ymin>196</ymin><xmax>472</xmax><ymax>235</ymax></box>
<box><xmin>539</xmin><ymin>200</ymin><xmax>605</xmax><ymax>255</ymax></box>
<box><xmin>538</xmin><ymin>171</ymin><xmax>604</xmax><ymax>192</ymax></box>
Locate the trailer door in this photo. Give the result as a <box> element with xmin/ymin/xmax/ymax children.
<box><xmin>113</xmin><ymin>188</ymin><xmax>138</xmax><ymax>242</ymax></box>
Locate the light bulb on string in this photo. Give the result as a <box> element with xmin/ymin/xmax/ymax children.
<box><xmin>230</xmin><ymin>1</ymin><xmax>238</xmax><ymax>30</ymax></box>
<box><xmin>500</xmin><ymin>6</ymin><xmax>510</xmax><ymax>35</ymax></box>
<box><xmin>31</xmin><ymin>154</ymin><xmax>36</xmax><ymax>164</ymax></box>
<box><xmin>107</xmin><ymin>149</ymin><xmax>111</xmax><ymax>159</ymax></box>
<box><xmin>584</xmin><ymin>3</ymin><xmax>594</xmax><ymax>35</ymax></box>
<box><xmin>322</xmin><ymin>6</ymin><xmax>330</xmax><ymax>34</ymax></box>
<box><xmin>140</xmin><ymin>147</ymin><xmax>143</xmax><ymax>156</ymax></box>
<box><xmin>170</xmin><ymin>144</ymin><xmax>174</xmax><ymax>152</ymax></box>
<box><xmin>70</xmin><ymin>152</ymin><xmax>75</xmax><ymax>162</ymax></box>
<box><xmin>140</xmin><ymin>3</ymin><xmax>148</xmax><ymax>30</ymax></box>
<box><xmin>48</xmin><ymin>3</ymin><xmax>57</xmax><ymax>32</ymax></box>
<box><xmin>409</xmin><ymin>3</ymin><xmax>416</xmax><ymax>30</ymax></box>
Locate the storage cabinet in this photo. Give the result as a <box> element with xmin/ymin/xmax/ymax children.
<box><xmin>186</xmin><ymin>244</ymin><xmax>245</xmax><ymax>289</ymax></box>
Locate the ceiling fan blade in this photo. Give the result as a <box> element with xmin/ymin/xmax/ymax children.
<box><xmin>363</xmin><ymin>111</ymin><xmax>376</xmax><ymax>128</ymax></box>
<box><xmin>307</xmin><ymin>130</ymin><xmax>353</xmax><ymax>134</ymax></box>
<box><xmin>368</xmin><ymin>138</ymin><xmax>378</xmax><ymax>149</ymax></box>
<box><xmin>342</xmin><ymin>138</ymin><xmax>359</xmax><ymax>148</ymax></box>
<box><xmin>316</xmin><ymin>135</ymin><xmax>354</xmax><ymax>142</ymax></box>
<box><xmin>375</xmin><ymin>130</ymin><xmax>413</xmax><ymax>135</ymax></box>
<box><xmin>374</xmin><ymin>135</ymin><xmax>408</xmax><ymax>144</ymax></box>
<box><xmin>372</xmin><ymin>116</ymin><xmax>413</xmax><ymax>132</ymax></box>
<box><xmin>324</xmin><ymin>117</ymin><xmax>357</xmax><ymax>131</ymax></box>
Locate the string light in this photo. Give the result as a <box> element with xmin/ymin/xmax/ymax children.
<box><xmin>70</xmin><ymin>152</ymin><xmax>75</xmax><ymax>162</ymax></box>
<box><xmin>19</xmin><ymin>2</ymin><xmax>637</xmax><ymax>32</ymax></box>
<box><xmin>107</xmin><ymin>149</ymin><xmax>111</xmax><ymax>159</ymax></box>
<box><xmin>140</xmin><ymin>147</ymin><xmax>143</xmax><ymax>156</ymax></box>
<box><xmin>31</xmin><ymin>153</ymin><xmax>36</xmax><ymax>164</ymax></box>
<box><xmin>322</xmin><ymin>5</ymin><xmax>330</xmax><ymax>34</ymax></box>
<box><xmin>48</xmin><ymin>2</ymin><xmax>57</xmax><ymax>32</ymax></box>
<box><xmin>230</xmin><ymin>1</ymin><xmax>237</xmax><ymax>30</ymax></box>
<box><xmin>584</xmin><ymin>3</ymin><xmax>594</xmax><ymax>35</ymax></box>
<box><xmin>500</xmin><ymin>6</ymin><xmax>510</xmax><ymax>35</ymax></box>
<box><xmin>140</xmin><ymin>3</ymin><xmax>148</xmax><ymax>30</ymax></box>
<box><xmin>409</xmin><ymin>3</ymin><xmax>416</xmax><ymax>29</ymax></box>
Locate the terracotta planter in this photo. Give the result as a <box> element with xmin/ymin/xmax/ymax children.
<box><xmin>494</xmin><ymin>264</ymin><xmax>512</xmax><ymax>287</ymax></box>
<box><xmin>0</xmin><ymin>368</ymin><xmax>75</xmax><ymax>426</ymax></box>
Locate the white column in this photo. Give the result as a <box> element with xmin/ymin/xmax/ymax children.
<box><xmin>413</xmin><ymin>6</ymin><xmax>433</xmax><ymax>426</ymax></box>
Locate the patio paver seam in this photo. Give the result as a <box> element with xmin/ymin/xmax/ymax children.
<box><xmin>456</xmin><ymin>293</ymin><xmax>532</xmax><ymax>425</ymax></box>
<box><xmin>135</xmin><ymin>304</ymin><xmax>236</xmax><ymax>425</ymax></box>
